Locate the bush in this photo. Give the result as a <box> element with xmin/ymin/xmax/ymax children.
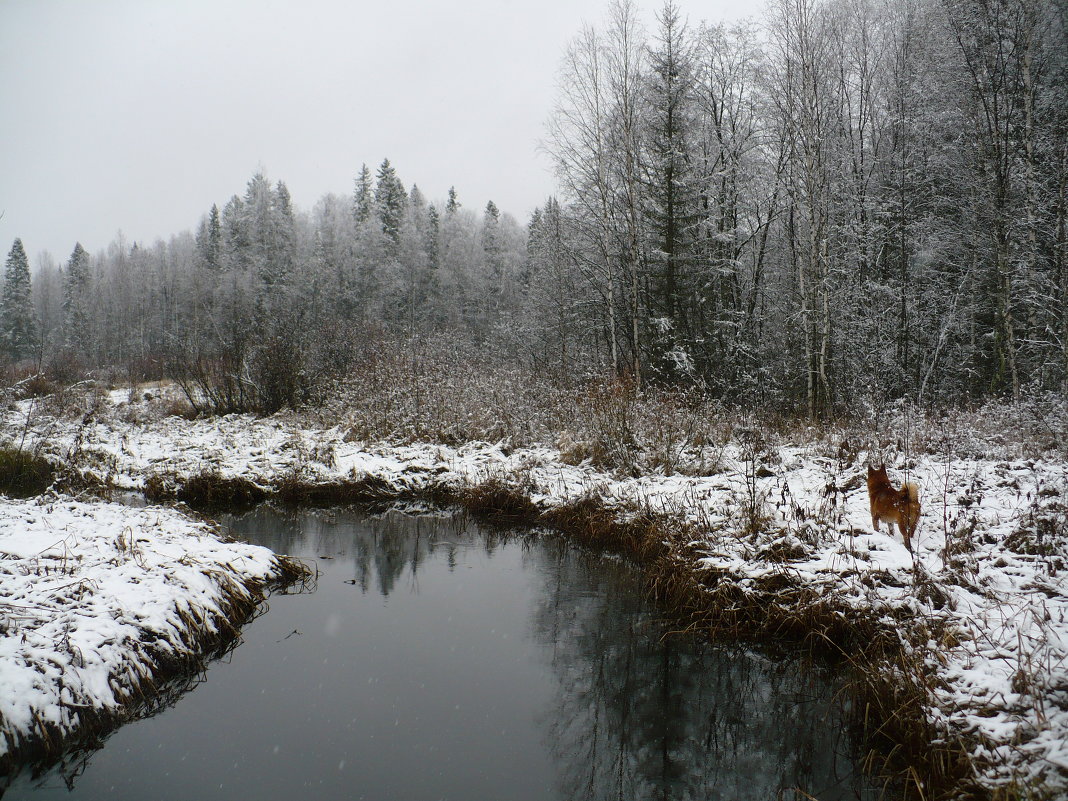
<box><xmin>319</xmin><ymin>335</ymin><xmax>731</xmax><ymax>476</ymax></box>
<box><xmin>166</xmin><ymin>313</ymin><xmax>362</xmax><ymax>417</ymax></box>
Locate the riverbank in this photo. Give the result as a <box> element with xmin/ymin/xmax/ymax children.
<box><xmin>0</xmin><ymin>494</ymin><xmax>307</xmax><ymax>775</ymax></box>
<box><xmin>3</xmin><ymin>389</ymin><xmax>1067</xmax><ymax>798</ymax></box>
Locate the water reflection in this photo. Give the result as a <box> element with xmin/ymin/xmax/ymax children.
<box><xmin>233</xmin><ymin>506</ymin><xmax>877</xmax><ymax>801</ymax></box>
<box><xmin>231</xmin><ymin>504</ymin><xmax>518</xmax><ymax>596</ymax></box>
<box><xmin>529</xmin><ymin>543</ymin><xmax>871</xmax><ymax>800</ymax></box>
<box><xmin>10</xmin><ymin>506</ymin><xmax>879</xmax><ymax>800</ymax></box>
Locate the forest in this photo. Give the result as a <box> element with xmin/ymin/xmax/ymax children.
<box><xmin>2</xmin><ymin>0</ymin><xmax>1067</xmax><ymax>420</ymax></box>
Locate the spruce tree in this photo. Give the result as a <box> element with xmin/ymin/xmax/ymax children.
<box><xmin>409</xmin><ymin>184</ymin><xmax>427</xmax><ymax>214</ymax></box>
<box><xmin>482</xmin><ymin>200</ymin><xmax>502</xmax><ymax>272</ymax></box>
<box><xmin>243</xmin><ymin>172</ymin><xmax>277</xmax><ymax>286</ymax></box>
<box><xmin>445</xmin><ymin>187</ymin><xmax>460</xmax><ymax>215</ymax></box>
<box><xmin>426</xmin><ymin>204</ymin><xmax>441</xmax><ymax>272</ymax></box>
<box><xmin>63</xmin><ymin>242</ymin><xmax>91</xmax><ymax>350</ymax></box>
<box><xmin>271</xmin><ymin>180</ymin><xmax>296</xmax><ymax>283</ymax></box>
<box><xmin>353</xmin><ymin>164</ymin><xmax>373</xmax><ymax>225</ymax></box>
<box><xmin>221</xmin><ymin>194</ymin><xmax>248</xmax><ymax>273</ymax></box>
<box><xmin>482</xmin><ymin>200</ymin><xmax>503</xmax><ymax>314</ymax></box>
<box><xmin>643</xmin><ymin>0</ymin><xmax>702</xmax><ymax>378</ymax></box>
<box><xmin>374</xmin><ymin>159</ymin><xmax>407</xmax><ymax>247</ymax></box>
<box><xmin>195</xmin><ymin>204</ymin><xmax>222</xmax><ymax>272</ymax></box>
<box><xmin>1</xmin><ymin>239</ymin><xmax>38</xmax><ymax>362</ymax></box>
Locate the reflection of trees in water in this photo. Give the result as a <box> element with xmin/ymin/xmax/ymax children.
<box><xmin>352</xmin><ymin>511</ymin><xmax>443</xmax><ymax>595</ymax></box>
<box><xmin>226</xmin><ymin>506</ymin><xmax>508</xmax><ymax>598</ymax></box>
<box><xmin>347</xmin><ymin>510</ymin><xmax>518</xmax><ymax>596</ymax></box>
<box><xmin>528</xmin><ymin>541</ymin><xmax>875</xmax><ymax>801</ymax></box>
<box><xmin>227</xmin><ymin>507</ymin><xmax>874</xmax><ymax>801</ymax></box>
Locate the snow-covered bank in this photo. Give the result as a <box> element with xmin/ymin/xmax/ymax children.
<box><xmin>3</xmin><ymin>397</ymin><xmax>1067</xmax><ymax>796</ymax></box>
<box><xmin>0</xmin><ymin>494</ymin><xmax>305</xmax><ymax>770</ymax></box>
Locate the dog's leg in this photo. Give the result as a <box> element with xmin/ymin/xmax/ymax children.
<box><xmin>906</xmin><ymin>513</ymin><xmax>918</xmax><ymax>553</ymax></box>
<box><xmin>897</xmin><ymin>517</ymin><xmax>913</xmax><ymax>552</ymax></box>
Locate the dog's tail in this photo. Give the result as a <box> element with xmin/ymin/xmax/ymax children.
<box><xmin>902</xmin><ymin>482</ymin><xmax>919</xmax><ymax>503</ymax></box>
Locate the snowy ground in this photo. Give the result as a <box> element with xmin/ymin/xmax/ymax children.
<box><xmin>0</xmin><ymin>491</ymin><xmax>298</xmax><ymax>768</ymax></box>
<box><xmin>2</xmin><ymin>391</ymin><xmax>1067</xmax><ymax>795</ymax></box>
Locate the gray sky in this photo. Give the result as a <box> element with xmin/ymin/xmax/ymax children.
<box><xmin>1</xmin><ymin>0</ymin><xmax>763</xmax><ymax>265</ymax></box>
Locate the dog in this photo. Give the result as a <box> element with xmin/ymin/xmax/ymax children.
<box><xmin>866</xmin><ymin>465</ymin><xmax>920</xmax><ymax>551</ymax></box>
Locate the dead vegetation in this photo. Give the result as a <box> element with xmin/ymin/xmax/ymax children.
<box><xmin>121</xmin><ymin>461</ymin><xmax>1003</xmax><ymax>799</ymax></box>
<box><xmin>456</xmin><ymin>476</ymin><xmax>541</xmax><ymax>523</ymax></box>
<box><xmin>143</xmin><ymin>470</ymin><xmax>268</xmax><ymax>509</ymax></box>
<box><xmin>405</xmin><ymin>474</ymin><xmax>1063</xmax><ymax>799</ymax></box>
<box><xmin>30</xmin><ymin>414</ymin><xmax>1063</xmax><ymax>799</ymax></box>
<box><xmin>0</xmin><ymin>447</ymin><xmax>53</xmax><ymax>498</ymax></box>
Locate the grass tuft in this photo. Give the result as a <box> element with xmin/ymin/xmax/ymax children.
<box><xmin>458</xmin><ymin>477</ymin><xmax>541</xmax><ymax>523</ymax></box>
<box><xmin>143</xmin><ymin>470</ymin><xmax>268</xmax><ymax>510</ymax></box>
<box><xmin>0</xmin><ymin>448</ymin><xmax>54</xmax><ymax>497</ymax></box>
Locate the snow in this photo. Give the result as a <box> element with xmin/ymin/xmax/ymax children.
<box><xmin>2</xmin><ymin>394</ymin><xmax>1067</xmax><ymax>793</ymax></box>
<box><xmin>0</xmin><ymin>494</ymin><xmax>291</xmax><ymax>761</ymax></box>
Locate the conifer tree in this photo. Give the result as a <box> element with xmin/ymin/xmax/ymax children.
<box><xmin>1</xmin><ymin>239</ymin><xmax>38</xmax><ymax>362</ymax></box>
<box><xmin>426</xmin><ymin>204</ymin><xmax>441</xmax><ymax>272</ymax></box>
<box><xmin>63</xmin><ymin>242</ymin><xmax>92</xmax><ymax>350</ymax></box>
<box><xmin>409</xmin><ymin>184</ymin><xmax>427</xmax><ymax>214</ymax></box>
<box><xmin>482</xmin><ymin>200</ymin><xmax>504</xmax><ymax>323</ymax></box>
<box><xmin>482</xmin><ymin>200</ymin><xmax>501</xmax><ymax>255</ymax></box>
<box><xmin>195</xmin><ymin>204</ymin><xmax>222</xmax><ymax>272</ymax></box>
<box><xmin>353</xmin><ymin>164</ymin><xmax>373</xmax><ymax>225</ymax></box>
<box><xmin>272</xmin><ymin>180</ymin><xmax>297</xmax><ymax>282</ymax></box>
<box><xmin>446</xmin><ymin>186</ymin><xmax>461</xmax><ymax>215</ymax></box>
<box><xmin>374</xmin><ymin>159</ymin><xmax>407</xmax><ymax>247</ymax></box>
<box><xmin>523</xmin><ymin>197</ymin><xmax>581</xmax><ymax>372</ymax></box>
<box><xmin>221</xmin><ymin>194</ymin><xmax>248</xmax><ymax>273</ymax></box>
<box><xmin>643</xmin><ymin>0</ymin><xmax>702</xmax><ymax>377</ymax></box>
<box><xmin>244</xmin><ymin>172</ymin><xmax>277</xmax><ymax>286</ymax></box>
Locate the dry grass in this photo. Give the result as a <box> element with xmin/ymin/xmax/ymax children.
<box><xmin>447</xmin><ymin>481</ymin><xmax>1023</xmax><ymax>800</ymax></box>
<box><xmin>143</xmin><ymin>470</ymin><xmax>268</xmax><ymax>510</ymax></box>
<box><xmin>12</xmin><ymin>356</ymin><xmax>1065</xmax><ymax>798</ymax></box>
<box><xmin>273</xmin><ymin>472</ymin><xmax>447</xmax><ymax>507</ymax></box>
<box><xmin>313</xmin><ymin>338</ymin><xmax>736</xmax><ymax>476</ymax></box>
<box><xmin>457</xmin><ymin>477</ymin><xmax>541</xmax><ymax>524</ymax></box>
<box><xmin>0</xmin><ymin>447</ymin><xmax>54</xmax><ymax>498</ymax></box>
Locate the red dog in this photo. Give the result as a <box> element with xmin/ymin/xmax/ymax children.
<box><xmin>867</xmin><ymin>465</ymin><xmax>920</xmax><ymax>551</ymax></box>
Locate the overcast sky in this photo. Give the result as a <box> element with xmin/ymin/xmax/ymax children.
<box><xmin>1</xmin><ymin>0</ymin><xmax>764</xmax><ymax>265</ymax></box>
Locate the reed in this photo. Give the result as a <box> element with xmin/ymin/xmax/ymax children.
<box><xmin>449</xmin><ymin>479</ymin><xmax>1008</xmax><ymax>800</ymax></box>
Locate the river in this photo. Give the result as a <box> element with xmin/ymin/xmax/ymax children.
<box><xmin>13</xmin><ymin>505</ymin><xmax>880</xmax><ymax>800</ymax></box>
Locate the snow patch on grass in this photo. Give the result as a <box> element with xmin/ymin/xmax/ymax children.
<box><xmin>0</xmin><ymin>495</ymin><xmax>296</xmax><ymax>764</ymax></box>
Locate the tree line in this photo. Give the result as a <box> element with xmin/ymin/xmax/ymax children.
<box><xmin>540</xmin><ymin>0</ymin><xmax>1068</xmax><ymax>415</ymax></box>
<box><xmin>3</xmin><ymin>0</ymin><xmax>1066</xmax><ymax>418</ymax></box>
<box><xmin>7</xmin><ymin>163</ymin><xmax>528</xmax><ymax>412</ymax></box>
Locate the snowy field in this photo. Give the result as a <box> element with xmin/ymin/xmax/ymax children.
<box><xmin>2</xmin><ymin>390</ymin><xmax>1067</xmax><ymax>795</ymax></box>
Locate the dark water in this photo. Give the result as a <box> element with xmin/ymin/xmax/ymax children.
<box><xmin>11</xmin><ymin>506</ymin><xmax>881</xmax><ymax>801</ymax></box>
